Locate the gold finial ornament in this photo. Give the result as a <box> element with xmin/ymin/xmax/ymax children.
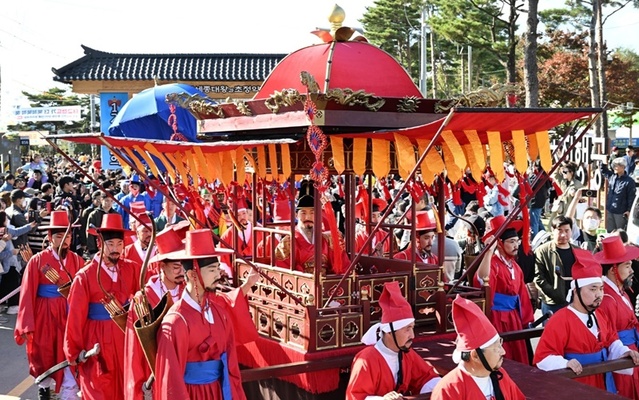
<box><xmin>329</xmin><ymin>4</ymin><xmax>346</xmax><ymax>35</ymax></box>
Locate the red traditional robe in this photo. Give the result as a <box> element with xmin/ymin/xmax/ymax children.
<box><xmin>431</xmin><ymin>366</ymin><xmax>525</xmax><ymax>400</ymax></box>
<box><xmin>220</xmin><ymin>223</ymin><xmax>253</xmax><ymax>267</ymax></box>
<box><xmin>598</xmin><ymin>277</ymin><xmax>639</xmax><ymax>399</ymax></box>
<box><xmin>275</xmin><ymin>228</ymin><xmax>350</xmax><ymax>274</ymax></box>
<box><xmin>14</xmin><ymin>248</ymin><xmax>85</xmax><ymax>391</ymax></box>
<box><xmin>256</xmin><ymin>234</ymin><xmax>280</xmax><ymax>261</ymax></box>
<box><xmin>393</xmin><ymin>245</ymin><xmax>438</xmax><ymax>265</ymax></box>
<box><xmin>355</xmin><ymin>226</ymin><xmax>390</xmax><ymax>256</ymax></box>
<box><xmin>64</xmin><ymin>257</ymin><xmax>139</xmax><ymax>400</ymax></box>
<box><xmin>533</xmin><ymin>307</ymin><xmax>620</xmax><ymax>391</ymax></box>
<box><xmin>346</xmin><ymin>344</ymin><xmax>440</xmax><ymax>400</ymax></box>
<box><xmin>124</xmin><ymin>275</ymin><xmax>183</xmax><ymax>400</ymax></box>
<box><xmin>123</xmin><ymin>241</ymin><xmax>157</xmax><ymax>276</ymax></box>
<box><xmin>473</xmin><ymin>253</ymin><xmax>534</xmax><ymax>364</ymax></box>
<box><xmin>155</xmin><ymin>290</ymin><xmax>251</xmax><ymax>400</ymax></box>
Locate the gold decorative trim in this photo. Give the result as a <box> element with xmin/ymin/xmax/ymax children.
<box><xmin>397</xmin><ymin>96</ymin><xmax>421</xmax><ymax>113</ymax></box>
<box><xmin>435</xmin><ymin>83</ymin><xmax>522</xmax><ymax>112</ymax></box>
<box><xmin>224</xmin><ymin>97</ymin><xmax>252</xmax><ymax>116</ymax></box>
<box><xmin>300</xmin><ymin>71</ymin><xmax>320</xmax><ymax>94</ymax></box>
<box><xmin>166</xmin><ymin>92</ymin><xmax>224</xmax><ymax>118</ymax></box>
<box><xmin>264</xmin><ymin>89</ymin><xmax>303</xmax><ymax>114</ymax></box>
<box><xmin>325</xmin><ymin>88</ymin><xmax>386</xmax><ymax>112</ymax></box>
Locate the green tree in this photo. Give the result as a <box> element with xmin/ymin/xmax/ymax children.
<box><xmin>360</xmin><ymin>0</ymin><xmax>422</xmax><ymax>82</ymax></box>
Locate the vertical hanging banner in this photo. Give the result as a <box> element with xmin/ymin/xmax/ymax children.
<box><xmin>100</xmin><ymin>93</ymin><xmax>130</xmax><ymax>171</ymax></box>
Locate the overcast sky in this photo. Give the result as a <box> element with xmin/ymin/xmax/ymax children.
<box><xmin>1</xmin><ymin>0</ymin><xmax>638</xmax><ymax>128</ymax></box>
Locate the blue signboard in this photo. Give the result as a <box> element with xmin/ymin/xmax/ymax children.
<box><xmin>100</xmin><ymin>93</ymin><xmax>130</xmax><ymax>171</ymax></box>
<box><xmin>610</xmin><ymin>138</ymin><xmax>639</xmax><ymax>148</ymax></box>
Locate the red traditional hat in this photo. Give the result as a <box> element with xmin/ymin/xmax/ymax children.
<box><xmin>88</xmin><ymin>213</ymin><xmax>129</xmax><ymax>236</ymax></box>
<box><xmin>129</xmin><ymin>201</ymin><xmax>146</xmax><ymax>215</ymax></box>
<box><xmin>229</xmin><ymin>197</ymin><xmax>248</xmax><ymax>212</ymax></box>
<box><xmin>415</xmin><ymin>211</ymin><xmax>436</xmax><ymax>232</ymax></box>
<box><xmin>483</xmin><ymin>215</ymin><xmax>523</xmax><ymax>241</ymax></box>
<box><xmin>166</xmin><ymin>229</ymin><xmax>233</xmax><ymax>260</ymax></box>
<box><xmin>361</xmin><ymin>281</ymin><xmax>414</xmax><ymax>345</ymax></box>
<box><xmin>272</xmin><ymin>199</ymin><xmax>291</xmax><ymax>223</ymax></box>
<box><xmin>452</xmin><ymin>295</ymin><xmax>499</xmax><ymax>363</ymax></box>
<box><xmin>38</xmin><ymin>210</ymin><xmax>80</xmax><ymax>230</ymax></box>
<box><xmin>171</xmin><ymin>220</ymin><xmax>191</xmax><ymax>241</ymax></box>
<box><xmin>149</xmin><ymin>228</ymin><xmax>185</xmax><ymax>263</ymax></box>
<box><xmin>593</xmin><ymin>236</ymin><xmax>639</xmax><ymax>265</ymax></box>
<box><xmin>572</xmin><ymin>248</ymin><xmax>603</xmax><ymax>288</ymax></box>
<box><xmin>379</xmin><ymin>281</ymin><xmax>414</xmax><ymax>324</ymax></box>
<box><xmin>92</xmin><ymin>160</ymin><xmax>101</xmax><ymax>171</ymax></box>
<box><xmin>372</xmin><ymin>198</ymin><xmax>387</xmax><ymax>213</ymax></box>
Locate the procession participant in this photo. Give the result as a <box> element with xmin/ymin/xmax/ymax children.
<box><xmin>534</xmin><ymin>248</ymin><xmax>639</xmax><ymax>393</ymax></box>
<box><xmin>124</xmin><ymin>227</ymin><xmax>186</xmax><ymax>400</ymax></box>
<box><xmin>431</xmin><ymin>295</ymin><xmax>525</xmax><ymax>400</ymax></box>
<box><xmin>117</xmin><ymin>175</ymin><xmax>151</xmax><ymax>229</ymax></box>
<box><xmin>346</xmin><ymin>281</ymin><xmax>440</xmax><ymax>399</ymax></box>
<box><xmin>393</xmin><ymin>211</ymin><xmax>438</xmax><ymax>265</ymax></box>
<box><xmin>274</xmin><ymin>193</ymin><xmax>350</xmax><ymax>274</ymax></box>
<box><xmin>355</xmin><ymin>197</ymin><xmax>390</xmax><ymax>256</ymax></box>
<box><xmin>595</xmin><ymin>236</ymin><xmax>639</xmax><ymax>399</ymax></box>
<box><xmin>475</xmin><ymin>215</ymin><xmax>534</xmax><ymax>364</ymax></box>
<box><xmin>123</xmin><ymin>210</ymin><xmax>156</xmax><ymax>275</ymax></box>
<box><xmin>154</xmin><ymin>195</ymin><xmax>184</xmax><ymax>231</ymax></box>
<box><xmin>14</xmin><ymin>211</ymin><xmax>84</xmax><ymax>400</ymax></box>
<box><xmin>220</xmin><ymin>196</ymin><xmax>253</xmax><ymax>268</ymax></box>
<box><xmin>256</xmin><ymin>198</ymin><xmax>290</xmax><ymax>261</ymax></box>
<box><xmin>64</xmin><ymin>213</ymin><xmax>139</xmax><ymax>400</ymax></box>
<box><xmin>155</xmin><ymin>229</ymin><xmax>259</xmax><ymax>400</ymax></box>
<box><xmin>86</xmin><ymin>191</ymin><xmax>118</xmax><ymax>257</ymax></box>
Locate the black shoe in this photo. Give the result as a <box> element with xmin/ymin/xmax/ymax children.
<box><xmin>38</xmin><ymin>387</ymin><xmax>51</xmax><ymax>400</ymax></box>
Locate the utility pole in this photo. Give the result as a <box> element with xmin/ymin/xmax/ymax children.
<box><xmin>467</xmin><ymin>45</ymin><xmax>473</xmax><ymax>91</ymax></box>
<box><xmin>419</xmin><ymin>6</ymin><xmax>428</xmax><ymax>97</ymax></box>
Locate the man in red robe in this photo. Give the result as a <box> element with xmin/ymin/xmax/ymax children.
<box><xmin>475</xmin><ymin>215</ymin><xmax>534</xmax><ymax>364</ymax></box>
<box><xmin>346</xmin><ymin>281</ymin><xmax>440</xmax><ymax>399</ymax></box>
<box><xmin>123</xmin><ymin>210</ymin><xmax>156</xmax><ymax>275</ymax></box>
<box><xmin>275</xmin><ymin>194</ymin><xmax>350</xmax><ymax>274</ymax></box>
<box><xmin>534</xmin><ymin>248</ymin><xmax>639</xmax><ymax>393</ymax></box>
<box><xmin>220</xmin><ymin>197</ymin><xmax>252</xmax><ymax>268</ymax></box>
<box><xmin>595</xmin><ymin>236</ymin><xmax>639</xmax><ymax>399</ymax></box>
<box><xmin>15</xmin><ymin>211</ymin><xmax>85</xmax><ymax>400</ymax></box>
<box><xmin>393</xmin><ymin>211</ymin><xmax>438</xmax><ymax>265</ymax></box>
<box><xmin>355</xmin><ymin>197</ymin><xmax>391</xmax><ymax>256</ymax></box>
<box><xmin>64</xmin><ymin>214</ymin><xmax>139</xmax><ymax>400</ymax></box>
<box><xmin>124</xmin><ymin>227</ymin><xmax>186</xmax><ymax>400</ymax></box>
<box><xmin>155</xmin><ymin>229</ymin><xmax>259</xmax><ymax>400</ymax></box>
<box><xmin>432</xmin><ymin>295</ymin><xmax>525</xmax><ymax>399</ymax></box>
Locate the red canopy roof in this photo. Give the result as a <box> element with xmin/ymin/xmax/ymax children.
<box><xmin>256</xmin><ymin>41</ymin><xmax>422</xmax><ymax>99</ymax></box>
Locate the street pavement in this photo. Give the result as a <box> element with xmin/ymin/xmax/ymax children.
<box><xmin>0</xmin><ymin>313</ymin><xmax>38</xmax><ymax>400</ymax></box>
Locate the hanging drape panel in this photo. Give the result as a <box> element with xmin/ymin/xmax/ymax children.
<box><xmin>487</xmin><ymin>130</ymin><xmax>505</xmax><ymax>182</ymax></box>
<box><xmin>527</xmin><ymin>132</ymin><xmax>539</xmax><ymax>163</ymax></box>
<box><xmin>393</xmin><ymin>133</ymin><xmax>416</xmax><ymax>180</ymax></box>
<box><xmin>416</xmin><ymin>138</ymin><xmax>445</xmax><ymax>186</ymax></box>
<box><xmin>281</xmin><ymin>144</ymin><xmax>292</xmax><ymax>180</ymax></box>
<box><xmin>256</xmin><ymin>146</ymin><xmax>267</xmax><ymax>180</ymax></box>
<box><xmin>268</xmin><ymin>144</ymin><xmax>279</xmax><ymax>181</ymax></box>
<box><xmin>537</xmin><ymin>130</ymin><xmax>552</xmax><ymax>173</ymax></box>
<box><xmin>330</xmin><ymin>136</ymin><xmax>345</xmax><ymax>175</ymax></box>
<box><xmin>352</xmin><ymin>138</ymin><xmax>368</xmax><ymax>176</ymax></box>
<box><xmin>512</xmin><ymin>129</ymin><xmax>528</xmax><ymax>174</ymax></box>
<box><xmin>371</xmin><ymin>138</ymin><xmax>390</xmax><ymax>179</ymax></box>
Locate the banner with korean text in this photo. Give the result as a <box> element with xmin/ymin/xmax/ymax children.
<box><xmin>100</xmin><ymin>93</ymin><xmax>129</xmax><ymax>171</ymax></box>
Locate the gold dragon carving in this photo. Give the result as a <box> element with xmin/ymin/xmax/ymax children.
<box><xmin>435</xmin><ymin>83</ymin><xmax>522</xmax><ymax>113</ymax></box>
<box><xmin>325</xmin><ymin>88</ymin><xmax>386</xmax><ymax>112</ymax></box>
<box><xmin>166</xmin><ymin>92</ymin><xmax>225</xmax><ymax>118</ymax></box>
<box><xmin>264</xmin><ymin>89</ymin><xmax>303</xmax><ymax>114</ymax></box>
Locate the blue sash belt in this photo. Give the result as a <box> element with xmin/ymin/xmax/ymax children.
<box><xmin>566</xmin><ymin>349</ymin><xmax>617</xmax><ymax>394</ymax></box>
<box><xmin>88</xmin><ymin>303</ymin><xmax>111</xmax><ymax>320</ymax></box>
<box><xmin>492</xmin><ymin>292</ymin><xmax>520</xmax><ymax>312</ymax></box>
<box><xmin>184</xmin><ymin>353</ymin><xmax>231</xmax><ymax>399</ymax></box>
<box><xmin>618</xmin><ymin>328</ymin><xmax>639</xmax><ymax>347</ymax></box>
<box><xmin>37</xmin><ymin>284</ymin><xmax>62</xmax><ymax>298</ymax></box>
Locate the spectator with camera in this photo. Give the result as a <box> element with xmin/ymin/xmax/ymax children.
<box><xmin>563</xmin><ymin>187</ymin><xmax>601</xmax><ymax>252</ymax></box>
<box><xmin>601</xmin><ymin>157</ymin><xmax>636</xmax><ymax>231</ymax></box>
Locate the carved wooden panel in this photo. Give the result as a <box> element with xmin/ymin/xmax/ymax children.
<box><xmin>322</xmin><ymin>275</ymin><xmax>353</xmax><ymax>307</ymax></box>
<box><xmin>356</xmin><ymin>273</ymin><xmax>410</xmax><ymax>324</ymax></box>
<box><xmin>315</xmin><ymin>316</ymin><xmax>339</xmax><ymax>350</ymax></box>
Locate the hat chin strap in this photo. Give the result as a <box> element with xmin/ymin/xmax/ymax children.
<box><xmin>475</xmin><ymin>348</ymin><xmax>504</xmax><ymax>400</ymax></box>
<box><xmin>575</xmin><ymin>281</ymin><xmax>598</xmax><ymax>329</ymax></box>
<box><xmin>388</xmin><ymin>321</ymin><xmax>410</xmax><ymax>393</ymax></box>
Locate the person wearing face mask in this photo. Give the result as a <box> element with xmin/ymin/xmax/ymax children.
<box><xmin>476</xmin><ymin>215</ymin><xmax>534</xmax><ymax>364</ymax></box>
<box><xmin>595</xmin><ymin>236</ymin><xmax>639</xmax><ymax>399</ymax></box>
<box><xmin>432</xmin><ymin>295</ymin><xmax>525</xmax><ymax>400</ymax></box>
<box><xmin>534</xmin><ymin>248</ymin><xmax>639</xmax><ymax>393</ymax></box>
<box><xmin>346</xmin><ymin>281</ymin><xmax>441</xmax><ymax>399</ymax></box>
<box><xmin>564</xmin><ymin>188</ymin><xmax>602</xmax><ymax>252</ymax></box>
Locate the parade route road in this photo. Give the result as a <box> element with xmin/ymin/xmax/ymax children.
<box><xmin>0</xmin><ymin>313</ymin><xmax>38</xmax><ymax>400</ymax></box>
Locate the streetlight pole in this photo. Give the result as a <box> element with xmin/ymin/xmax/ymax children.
<box><xmin>419</xmin><ymin>6</ymin><xmax>428</xmax><ymax>97</ymax></box>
